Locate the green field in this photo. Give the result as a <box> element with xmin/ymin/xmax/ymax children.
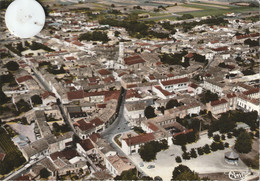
<box><xmin>0</xmin><ymin>127</ymin><xmax>26</xmax><ymax>176</ymax></box>
<box><xmin>178</xmin><ymin>4</ymin><xmax>259</xmax><ymax>17</ymax></box>
<box><xmin>0</xmin><ymin>128</ymin><xmax>18</xmax><ymax>154</ymax></box>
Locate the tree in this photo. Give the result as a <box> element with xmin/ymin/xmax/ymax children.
<box><xmin>213</xmin><ymin>134</ymin><xmax>220</xmax><ymax>142</ymax></box>
<box><xmin>166</xmin><ymin>99</ymin><xmax>181</xmax><ymax>109</ymax></box>
<box><xmin>200</xmin><ymin>90</ymin><xmax>218</xmax><ymax>104</ymax></box>
<box><xmin>208</xmin><ymin>131</ymin><xmax>213</xmax><ymax>138</ymax></box>
<box><xmin>190</xmin><ymin>148</ymin><xmax>197</xmax><ymax>158</ymax></box>
<box><xmin>182</xmin><ymin>151</ymin><xmax>190</xmax><ymax>160</ymax></box>
<box><xmin>210</xmin><ymin>142</ymin><xmax>218</xmax><ymax>152</ymax></box>
<box><xmin>31</xmin><ymin>95</ymin><xmax>42</xmax><ymax>106</ymax></box>
<box><xmin>227</xmin><ymin>132</ymin><xmax>232</xmax><ymax>139</ymax></box>
<box><xmin>172</xmin><ymin>165</ymin><xmax>200</xmax><ymax>180</ymax></box>
<box><xmin>224</xmin><ymin>142</ymin><xmax>229</xmax><ymax>148</ymax></box>
<box><xmin>234</xmin><ymin>131</ymin><xmax>252</xmax><ymax>153</ymax></box>
<box><xmin>197</xmin><ymin>147</ymin><xmax>204</xmax><ymax>155</ymax></box>
<box><xmin>221</xmin><ymin>134</ymin><xmax>226</xmax><ymax>140</ymax></box>
<box><xmin>181</xmin><ymin>145</ymin><xmax>187</xmax><ymax>152</ymax></box>
<box><xmin>114</xmin><ymin>168</ymin><xmax>138</xmax><ymax>180</ymax></box>
<box><xmin>139</xmin><ymin>140</ymin><xmax>168</xmax><ymax>162</ymax></box>
<box><xmin>4</xmin><ymin>61</ymin><xmax>19</xmax><ymax>71</ymax></box>
<box><xmin>175</xmin><ymin>156</ymin><xmax>182</xmax><ymax>163</ymax></box>
<box><xmin>203</xmin><ymin>144</ymin><xmax>211</xmax><ymax>154</ymax></box>
<box><xmin>144</xmin><ymin>106</ymin><xmax>156</xmax><ymax>119</ymax></box>
<box><xmin>40</xmin><ymin>168</ymin><xmax>51</xmax><ymax>179</ymax></box>
<box><xmin>111</xmin><ymin>4</ymin><xmax>115</xmax><ymax>7</ymax></box>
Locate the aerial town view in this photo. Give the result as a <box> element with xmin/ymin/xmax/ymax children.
<box><xmin>0</xmin><ymin>0</ymin><xmax>259</xmax><ymax>180</ymax></box>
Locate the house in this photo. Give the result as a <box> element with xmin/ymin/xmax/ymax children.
<box><xmin>49</xmin><ymin>148</ymin><xmax>88</xmax><ymax>175</ymax></box>
<box><xmin>203</xmin><ymin>80</ymin><xmax>224</xmax><ymax>96</ymax></box>
<box><xmin>76</xmin><ymin>139</ymin><xmax>95</xmax><ymax>157</ymax></box>
<box><xmin>242</xmin><ymin>88</ymin><xmax>260</xmax><ymax>99</ymax></box>
<box><xmin>226</xmin><ymin>93</ymin><xmax>237</xmax><ymax>110</ymax></box>
<box><xmin>21</xmin><ymin>138</ymin><xmax>49</xmax><ymax>161</ymax></box>
<box><xmin>206</xmin><ymin>99</ymin><xmax>229</xmax><ymax>115</ymax></box>
<box><xmin>74</xmin><ymin>117</ymin><xmax>105</xmax><ymax>139</ymax></box>
<box><xmin>105</xmin><ymin>154</ymin><xmax>135</xmax><ymax>176</ymax></box>
<box><xmin>124</xmin><ymin>102</ymin><xmax>146</xmax><ymax>120</ymax></box>
<box><xmin>188</xmin><ymin>83</ymin><xmax>203</xmax><ymax>96</ymax></box>
<box><xmin>159</xmin><ymin>77</ymin><xmax>189</xmax><ymax>92</ymax></box>
<box><xmin>125</xmin><ymin>89</ymin><xmax>142</xmax><ymax>102</ymax></box>
<box><xmin>121</xmin><ymin>133</ymin><xmax>155</xmax><ymax>155</ymax></box>
<box><xmin>124</xmin><ymin>55</ymin><xmax>146</xmax><ymax>70</ymax></box>
<box><xmin>152</xmin><ymin>85</ymin><xmax>174</xmax><ymax>99</ymax></box>
<box><xmin>237</xmin><ymin>95</ymin><xmax>259</xmax><ymax>115</ymax></box>
<box><xmin>41</xmin><ymin>91</ymin><xmax>56</xmax><ymax>106</ymax></box>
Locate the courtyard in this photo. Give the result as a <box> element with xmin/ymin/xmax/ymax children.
<box><xmin>127</xmin><ymin>133</ymin><xmax>249</xmax><ymax>180</ymax></box>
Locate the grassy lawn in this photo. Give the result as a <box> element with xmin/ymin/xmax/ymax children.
<box><xmin>178</xmin><ymin>4</ymin><xmax>259</xmax><ymax>17</ymax></box>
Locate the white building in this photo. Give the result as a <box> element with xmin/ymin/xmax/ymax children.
<box><xmin>121</xmin><ymin>133</ymin><xmax>155</xmax><ymax>155</ymax></box>
<box><xmin>159</xmin><ymin>77</ymin><xmax>189</xmax><ymax>92</ymax></box>
<box><xmin>105</xmin><ymin>154</ymin><xmax>135</xmax><ymax>176</ymax></box>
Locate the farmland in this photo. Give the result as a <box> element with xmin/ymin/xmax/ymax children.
<box><xmin>0</xmin><ymin>127</ymin><xmax>26</xmax><ymax>177</ymax></box>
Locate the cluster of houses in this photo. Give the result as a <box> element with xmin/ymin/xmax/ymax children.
<box><xmin>0</xmin><ymin>6</ymin><xmax>259</xmax><ymax>180</ymax></box>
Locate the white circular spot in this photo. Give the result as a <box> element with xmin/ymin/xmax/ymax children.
<box><xmin>5</xmin><ymin>0</ymin><xmax>45</xmax><ymax>38</ymax></box>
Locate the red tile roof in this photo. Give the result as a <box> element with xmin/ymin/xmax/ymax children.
<box><xmin>236</xmin><ymin>33</ymin><xmax>260</xmax><ymax>40</ymax></box>
<box><xmin>148</xmin><ymin>122</ymin><xmax>159</xmax><ymax>132</ymax></box>
<box><xmin>72</xmin><ymin>41</ymin><xmax>83</xmax><ymax>46</ymax></box>
<box><xmin>227</xmin><ymin>93</ymin><xmax>236</xmax><ymax>98</ymax></box>
<box><xmin>242</xmin><ymin>88</ymin><xmax>259</xmax><ymax>96</ymax></box>
<box><xmin>173</xmin><ymin>129</ymin><xmax>193</xmax><ymax>138</ymax></box>
<box><xmin>149</xmin><ymin>75</ymin><xmax>156</xmax><ymax>80</ymax></box>
<box><xmin>97</xmin><ymin>103</ymin><xmax>106</xmax><ymax>108</ymax></box>
<box><xmin>185</xmin><ymin>53</ymin><xmax>194</xmax><ymax>58</ymax></box>
<box><xmin>211</xmin><ymin>46</ymin><xmax>228</xmax><ymax>52</ymax></box>
<box><xmin>124</xmin><ymin>55</ymin><xmax>145</xmax><ymax>65</ymax></box>
<box><xmin>41</xmin><ymin>91</ymin><xmax>56</xmax><ymax>99</ymax></box>
<box><xmin>79</xmin><ymin>139</ymin><xmax>94</xmax><ymax>151</ymax></box>
<box><xmin>104</xmin><ymin>90</ymin><xmax>121</xmax><ymax>101</ymax></box>
<box><xmin>50</xmin><ymin>149</ymin><xmax>79</xmax><ymax>161</ymax></box>
<box><xmin>161</xmin><ymin>77</ymin><xmax>189</xmax><ymax>86</ymax></box>
<box><xmin>98</xmin><ymin>69</ymin><xmax>111</xmax><ymax>76</ymax></box>
<box><xmin>89</xmin><ymin>133</ymin><xmax>101</xmax><ymax>143</ymax></box>
<box><xmin>14</xmin><ymin>175</ymin><xmax>30</xmax><ymax>181</ymax></box>
<box><xmin>118</xmin><ymin>72</ymin><xmax>127</xmax><ymax>77</ymax></box>
<box><xmin>156</xmin><ymin>62</ymin><xmax>162</xmax><ymax>66</ymax></box>
<box><xmin>189</xmin><ymin>83</ymin><xmax>198</xmax><ymax>89</ymax></box>
<box><xmin>90</xmin><ymin>117</ymin><xmax>104</xmax><ymax>127</ymax></box>
<box><xmin>16</xmin><ymin>75</ymin><xmax>33</xmax><ymax>83</ymax></box>
<box><xmin>126</xmin><ymin>84</ymin><xmax>138</xmax><ymax>88</ymax></box>
<box><xmin>126</xmin><ymin>89</ymin><xmax>142</xmax><ymax>99</ymax></box>
<box><xmin>123</xmin><ymin>133</ymin><xmax>155</xmax><ymax>146</ymax></box>
<box><xmin>67</xmin><ymin>90</ymin><xmax>85</xmax><ymax>100</ymax></box>
<box><xmin>210</xmin><ymin>99</ymin><xmax>228</xmax><ymax>106</ymax></box>
<box><xmin>74</xmin><ymin>119</ymin><xmax>95</xmax><ymax>131</ymax></box>
<box><xmin>154</xmin><ymin>86</ymin><xmax>172</xmax><ymax>97</ymax></box>
<box><xmin>65</xmin><ymin>56</ymin><xmax>76</xmax><ymax>61</ymax></box>
<box><xmin>103</xmin><ymin>76</ymin><xmax>115</xmax><ymax>83</ymax></box>
<box><xmin>166</xmin><ymin>73</ymin><xmax>174</xmax><ymax>78</ymax></box>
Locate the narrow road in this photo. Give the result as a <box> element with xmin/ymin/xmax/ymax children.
<box><xmin>3</xmin><ymin>156</ymin><xmax>46</xmax><ymax>181</ymax></box>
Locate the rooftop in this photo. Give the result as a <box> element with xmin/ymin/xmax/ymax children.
<box><xmin>123</xmin><ymin>133</ymin><xmax>155</xmax><ymax>146</ymax></box>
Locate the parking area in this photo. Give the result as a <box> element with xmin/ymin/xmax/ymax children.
<box><xmin>8</xmin><ymin>123</ymin><xmax>36</xmax><ymax>142</ymax></box>
<box><xmin>128</xmin><ymin>134</ymin><xmax>248</xmax><ymax>181</ymax></box>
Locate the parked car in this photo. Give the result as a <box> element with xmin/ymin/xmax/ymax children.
<box><xmin>147</xmin><ymin>165</ymin><xmax>155</xmax><ymax>169</ymax></box>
